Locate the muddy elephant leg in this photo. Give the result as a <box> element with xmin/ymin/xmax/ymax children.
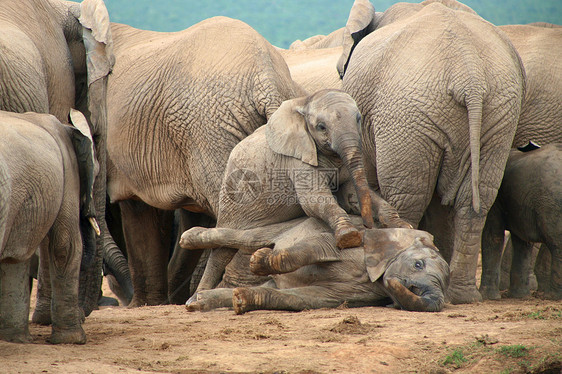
<box><xmin>168</xmin><ymin>210</ymin><xmax>215</xmax><ymax>304</ymax></box>
<box><xmin>119</xmin><ymin>200</ymin><xmax>174</xmax><ymax>307</ymax></box>
<box><xmin>250</xmin><ymin>233</ymin><xmax>339</xmax><ymax>275</ymax></box>
<box><xmin>233</xmin><ymin>286</ymin><xmax>341</xmax><ymax>314</ymax></box>
<box><xmin>479</xmin><ymin>205</ymin><xmax>505</xmax><ymax>300</ymax></box>
<box><xmin>0</xmin><ymin>260</ymin><xmax>32</xmax><ymax>343</ymax></box>
<box><xmin>46</xmin><ymin>216</ymin><xmax>86</xmax><ymax>344</ymax></box>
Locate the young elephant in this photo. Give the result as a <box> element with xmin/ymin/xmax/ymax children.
<box><xmin>192</xmin><ymin>90</ymin><xmax>410</xmax><ymax>298</ymax></box>
<box><xmin>0</xmin><ymin>110</ymin><xmax>97</xmax><ymax>344</ymax></box>
<box><xmin>480</xmin><ymin>143</ymin><xmax>562</xmax><ymax>300</ymax></box>
<box><xmin>181</xmin><ymin>216</ymin><xmax>450</xmax><ymax>313</ymax></box>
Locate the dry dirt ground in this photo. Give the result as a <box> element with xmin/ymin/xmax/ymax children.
<box><xmin>1</xmin><ymin>279</ymin><xmax>561</xmax><ymax>374</ymax></box>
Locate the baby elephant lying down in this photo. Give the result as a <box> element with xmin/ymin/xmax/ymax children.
<box><xmin>180</xmin><ymin>217</ymin><xmax>450</xmax><ymax>313</ymax></box>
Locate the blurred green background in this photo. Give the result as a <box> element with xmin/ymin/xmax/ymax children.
<box><xmin>103</xmin><ymin>0</ymin><xmax>562</xmax><ymax>48</ymax></box>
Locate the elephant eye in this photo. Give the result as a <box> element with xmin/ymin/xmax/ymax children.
<box><xmin>414</xmin><ymin>260</ymin><xmax>424</xmax><ymax>270</ymax></box>
<box><xmin>316</xmin><ymin>122</ymin><xmax>327</xmax><ymax>131</ymax></box>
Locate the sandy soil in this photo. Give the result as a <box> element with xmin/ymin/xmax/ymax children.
<box><xmin>1</xmin><ymin>279</ymin><xmax>560</xmax><ymax>374</ymax></box>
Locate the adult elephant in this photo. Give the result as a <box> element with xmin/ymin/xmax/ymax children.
<box><xmin>106</xmin><ymin>17</ymin><xmax>304</xmax><ymax>307</ymax></box>
<box><xmin>339</xmin><ymin>0</ymin><xmax>526</xmax><ymax>304</ymax></box>
<box><xmin>0</xmin><ymin>0</ymin><xmax>115</xmax><ymax>316</ymax></box>
<box><xmin>278</xmin><ymin>47</ymin><xmax>343</xmax><ymax>93</ymax></box>
<box><xmin>0</xmin><ymin>110</ymin><xmax>96</xmax><ymax>344</ymax></box>
<box><xmin>499</xmin><ymin>23</ymin><xmax>562</xmax><ymax>147</ymax></box>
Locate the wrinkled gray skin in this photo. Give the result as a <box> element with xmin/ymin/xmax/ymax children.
<box><xmin>278</xmin><ymin>47</ymin><xmax>343</xmax><ymax>93</ymax></box>
<box><xmin>0</xmin><ymin>0</ymin><xmax>115</xmax><ymax>317</ymax></box>
<box><xmin>497</xmin><ymin>235</ymin><xmax>539</xmax><ymax>293</ymax></box>
<box><xmin>0</xmin><ymin>110</ymin><xmax>96</xmax><ymax>344</ymax></box>
<box><xmin>480</xmin><ymin>144</ymin><xmax>562</xmax><ymax>300</ymax></box>
<box><xmin>180</xmin><ymin>216</ymin><xmax>449</xmax><ymax>313</ymax></box>
<box><xmin>339</xmin><ymin>0</ymin><xmax>525</xmax><ymax>304</ymax></box>
<box><xmin>188</xmin><ymin>90</ymin><xmax>411</xmax><ymax>303</ymax></box>
<box><xmin>106</xmin><ymin>17</ymin><xmax>304</xmax><ymax>307</ymax></box>
<box><xmin>499</xmin><ymin>24</ymin><xmax>562</xmax><ymax>147</ymax></box>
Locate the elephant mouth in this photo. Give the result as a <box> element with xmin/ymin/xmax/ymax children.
<box><xmin>408</xmin><ymin>284</ymin><xmax>423</xmax><ymax>297</ymax></box>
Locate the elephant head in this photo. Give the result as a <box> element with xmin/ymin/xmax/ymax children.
<box><xmin>363</xmin><ymin>228</ymin><xmax>450</xmax><ymax>312</ymax></box>
<box><xmin>266</xmin><ymin>89</ymin><xmax>374</xmax><ymax>228</ymax></box>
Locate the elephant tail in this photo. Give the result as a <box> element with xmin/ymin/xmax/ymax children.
<box><xmin>465</xmin><ymin>93</ymin><xmax>482</xmax><ymax>214</ymax></box>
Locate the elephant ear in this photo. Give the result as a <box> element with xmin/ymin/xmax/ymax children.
<box><xmin>337</xmin><ymin>0</ymin><xmax>377</xmax><ymax>78</ymax></box>
<box><xmin>68</xmin><ymin>109</ymin><xmax>99</xmax><ymax>231</ymax></box>
<box><xmin>363</xmin><ymin>228</ymin><xmax>435</xmax><ymax>282</ymax></box>
<box><xmin>265</xmin><ymin>97</ymin><xmax>318</xmax><ymax>167</ymax></box>
<box><xmin>77</xmin><ymin>0</ymin><xmax>114</xmax><ymax>86</ymax></box>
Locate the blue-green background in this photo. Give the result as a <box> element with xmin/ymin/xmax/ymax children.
<box><xmin>103</xmin><ymin>0</ymin><xmax>562</xmax><ymax>48</ymax></box>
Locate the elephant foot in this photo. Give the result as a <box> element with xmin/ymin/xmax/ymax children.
<box><xmin>0</xmin><ymin>327</ymin><xmax>32</xmax><ymax>344</ymax></box>
<box><xmin>185</xmin><ymin>291</ymin><xmax>212</xmax><ymax>312</ymax></box>
<box><xmin>447</xmin><ymin>284</ymin><xmax>482</xmax><ymax>304</ymax></box>
<box><xmin>179</xmin><ymin>227</ymin><xmax>208</xmax><ymax>249</ymax></box>
<box><xmin>249</xmin><ymin>247</ymin><xmax>274</xmax><ymax>276</ymax></box>
<box><xmin>507</xmin><ymin>287</ymin><xmax>531</xmax><ymax>299</ymax></box>
<box><xmin>48</xmin><ymin>326</ymin><xmax>86</xmax><ymax>345</ymax></box>
<box><xmin>232</xmin><ymin>287</ymin><xmax>258</xmax><ymax>315</ymax></box>
<box><xmin>127</xmin><ymin>294</ymin><xmax>167</xmax><ymax>308</ymax></box>
<box><xmin>479</xmin><ymin>285</ymin><xmax>501</xmax><ymax>301</ymax></box>
<box><xmin>98</xmin><ymin>295</ymin><xmax>119</xmax><ymax>307</ymax></box>
<box><xmin>185</xmin><ymin>289</ymin><xmax>234</xmax><ymax>312</ymax></box>
<box><xmin>31</xmin><ymin>306</ymin><xmax>52</xmax><ymax>325</ymax></box>
<box><xmin>378</xmin><ymin>209</ymin><xmax>413</xmax><ymax>229</ymax></box>
<box><xmin>543</xmin><ymin>289</ymin><xmax>562</xmax><ymax>301</ymax></box>
<box><xmin>335</xmin><ymin>225</ymin><xmax>362</xmax><ymax>249</ymax></box>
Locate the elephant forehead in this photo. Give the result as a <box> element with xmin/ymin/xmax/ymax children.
<box><xmin>309</xmin><ymin>90</ymin><xmax>358</xmax><ymax>111</ymax></box>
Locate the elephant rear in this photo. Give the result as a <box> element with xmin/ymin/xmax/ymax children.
<box><xmin>0</xmin><ymin>113</ymin><xmax>65</xmax><ymax>261</ymax></box>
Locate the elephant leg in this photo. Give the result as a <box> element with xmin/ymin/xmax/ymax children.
<box><xmin>297</xmin><ymin>188</ymin><xmax>361</xmax><ymax>249</ymax></box>
<box><xmin>185</xmin><ymin>288</ymin><xmax>236</xmax><ymax>312</ymax></box>
<box><xmin>187</xmin><ymin>247</ymin><xmax>238</xmax><ymax>302</ymax></box>
<box><xmin>168</xmin><ymin>210</ymin><xmax>215</xmax><ymax>304</ymax></box>
<box><xmin>31</xmin><ymin>238</ymin><xmax>53</xmax><ymax>325</ymax></box>
<box><xmin>447</xmin><ymin>206</ymin><xmax>487</xmax><ymax>304</ymax></box>
<box><xmin>250</xmin><ymin>233</ymin><xmax>339</xmax><ymax>275</ymax></box>
<box><xmin>120</xmin><ymin>200</ymin><xmax>174</xmax><ymax>307</ymax></box>
<box><xmin>545</xmin><ymin>242</ymin><xmax>561</xmax><ymax>300</ymax></box>
<box><xmin>419</xmin><ymin>193</ymin><xmax>455</xmax><ymax>263</ymax></box>
<box><xmin>180</xmin><ymin>220</ymin><xmax>303</xmax><ymax>253</ymax></box>
<box><xmin>233</xmin><ymin>286</ymin><xmax>341</xmax><ymax>314</ymax></box>
<box><xmin>507</xmin><ymin>235</ymin><xmax>534</xmax><ymax>298</ymax></box>
<box><xmin>46</xmin><ymin>214</ymin><xmax>86</xmax><ymax>345</ymax></box>
<box><xmin>479</xmin><ymin>205</ymin><xmax>505</xmax><ymax>300</ymax></box>
<box><xmin>535</xmin><ymin>243</ymin><xmax>551</xmax><ymax>294</ymax></box>
<box><xmin>0</xmin><ymin>260</ymin><xmax>32</xmax><ymax>343</ymax></box>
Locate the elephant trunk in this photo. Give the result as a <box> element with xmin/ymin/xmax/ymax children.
<box><xmin>334</xmin><ymin>136</ymin><xmax>374</xmax><ymax>228</ymax></box>
<box><xmin>102</xmin><ymin>229</ymin><xmax>133</xmax><ymax>305</ymax></box>
<box><xmin>385</xmin><ymin>277</ymin><xmax>445</xmax><ymax>312</ymax></box>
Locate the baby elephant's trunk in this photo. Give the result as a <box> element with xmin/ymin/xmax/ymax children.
<box><xmin>334</xmin><ymin>136</ymin><xmax>374</xmax><ymax>229</ymax></box>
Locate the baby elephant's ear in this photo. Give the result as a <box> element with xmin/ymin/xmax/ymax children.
<box><xmin>363</xmin><ymin>228</ymin><xmax>435</xmax><ymax>282</ymax></box>
<box><xmin>265</xmin><ymin>97</ymin><xmax>318</xmax><ymax>166</ymax></box>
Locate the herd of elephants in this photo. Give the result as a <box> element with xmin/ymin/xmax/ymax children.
<box><xmin>0</xmin><ymin>0</ymin><xmax>560</xmax><ymax>345</ymax></box>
